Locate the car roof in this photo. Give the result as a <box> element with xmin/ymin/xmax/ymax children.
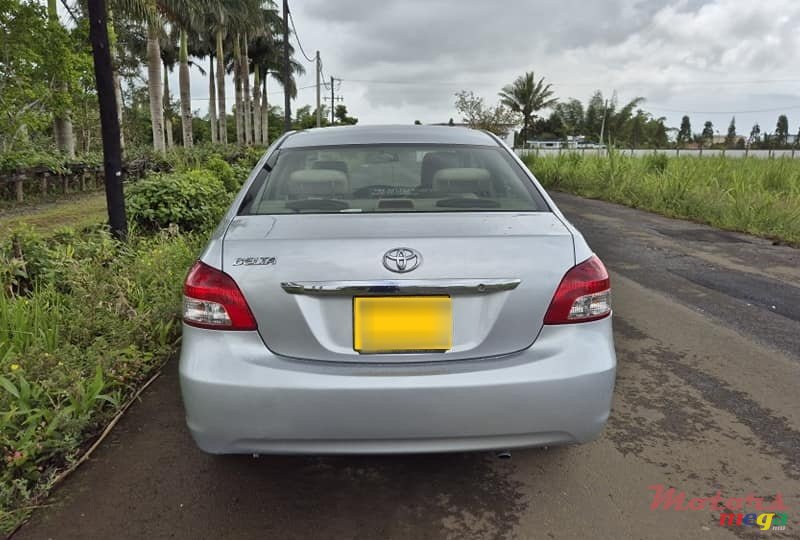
<box><xmin>280</xmin><ymin>125</ymin><xmax>500</xmax><ymax>149</ymax></box>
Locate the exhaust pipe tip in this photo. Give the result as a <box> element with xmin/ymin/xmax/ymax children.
<box><xmin>494</xmin><ymin>450</ymin><xmax>512</xmax><ymax>460</ymax></box>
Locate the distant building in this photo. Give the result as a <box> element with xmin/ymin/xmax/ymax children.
<box><xmin>712</xmin><ymin>134</ymin><xmax>746</xmax><ymax>146</ymax></box>
<box><xmin>524</xmin><ymin>136</ymin><xmax>605</xmax><ymax>150</ymax></box>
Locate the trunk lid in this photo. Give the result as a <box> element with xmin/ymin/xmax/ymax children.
<box><xmin>222</xmin><ymin>212</ymin><xmax>575</xmax><ymax>363</ymax></box>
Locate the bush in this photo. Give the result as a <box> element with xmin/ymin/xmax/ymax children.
<box><xmin>0</xmin><ymin>160</ymin><xmax>243</xmax><ymax>532</ymax></box>
<box><xmin>0</xmin><ymin>226</ymin><xmax>204</xmax><ymax>533</ymax></box>
<box><xmin>205</xmin><ymin>155</ymin><xmax>238</xmax><ymax>192</ymax></box>
<box><xmin>126</xmin><ymin>169</ymin><xmax>231</xmax><ymax>232</ymax></box>
<box><xmin>1</xmin><ymin>226</ymin><xmax>121</xmax><ymax>296</ymax></box>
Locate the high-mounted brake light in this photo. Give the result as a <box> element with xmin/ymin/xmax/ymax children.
<box><xmin>544</xmin><ymin>255</ymin><xmax>611</xmax><ymax>324</ymax></box>
<box><xmin>183</xmin><ymin>261</ymin><xmax>257</xmax><ymax>330</ymax></box>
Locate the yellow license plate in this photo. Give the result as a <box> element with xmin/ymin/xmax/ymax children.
<box><xmin>353</xmin><ymin>296</ymin><xmax>452</xmax><ymax>353</ymax></box>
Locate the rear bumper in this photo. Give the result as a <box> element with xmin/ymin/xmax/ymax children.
<box><xmin>179</xmin><ymin>318</ymin><xmax>616</xmax><ymax>454</ymax></box>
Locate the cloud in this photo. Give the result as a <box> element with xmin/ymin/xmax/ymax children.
<box><xmin>186</xmin><ymin>0</ymin><xmax>800</xmax><ymax>132</ymax></box>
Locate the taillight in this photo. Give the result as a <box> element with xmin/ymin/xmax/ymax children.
<box><xmin>183</xmin><ymin>261</ymin><xmax>257</xmax><ymax>330</ymax></box>
<box><xmin>544</xmin><ymin>255</ymin><xmax>611</xmax><ymax>324</ymax></box>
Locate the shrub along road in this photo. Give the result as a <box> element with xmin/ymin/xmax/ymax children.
<box><xmin>14</xmin><ymin>193</ymin><xmax>800</xmax><ymax>539</ymax></box>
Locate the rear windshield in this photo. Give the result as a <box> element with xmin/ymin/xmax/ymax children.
<box><xmin>239</xmin><ymin>144</ymin><xmax>549</xmax><ymax>214</ymax></box>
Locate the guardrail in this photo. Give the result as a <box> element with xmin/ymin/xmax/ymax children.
<box><xmin>0</xmin><ymin>159</ymin><xmax>169</xmax><ymax>204</ymax></box>
<box><xmin>514</xmin><ymin>148</ymin><xmax>800</xmax><ymax>159</ymax></box>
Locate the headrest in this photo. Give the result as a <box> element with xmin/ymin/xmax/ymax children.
<box><xmin>311</xmin><ymin>160</ymin><xmax>349</xmax><ymax>176</ymax></box>
<box><xmin>287</xmin><ymin>169</ymin><xmax>349</xmax><ymax>196</ymax></box>
<box><xmin>420</xmin><ymin>151</ymin><xmax>460</xmax><ymax>188</ymax></box>
<box><xmin>432</xmin><ymin>168</ymin><xmax>491</xmax><ymax>194</ymax></box>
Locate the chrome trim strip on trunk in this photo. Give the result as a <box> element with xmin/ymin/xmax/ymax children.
<box><xmin>280</xmin><ymin>279</ymin><xmax>521</xmax><ymax>296</ymax></box>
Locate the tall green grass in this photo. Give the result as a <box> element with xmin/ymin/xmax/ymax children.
<box><xmin>0</xmin><ymin>154</ymin><xmax>266</xmax><ymax>533</ymax></box>
<box><xmin>523</xmin><ymin>152</ymin><xmax>800</xmax><ymax>245</ymax></box>
<box><xmin>0</xmin><ymin>229</ymin><xmax>205</xmax><ymax>534</ymax></box>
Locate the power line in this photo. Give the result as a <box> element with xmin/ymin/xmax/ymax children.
<box><xmin>188</xmin><ymin>84</ymin><xmax>318</xmax><ymax>101</ymax></box>
<box><xmin>287</xmin><ymin>8</ymin><xmax>315</xmax><ymax>63</ymax></box>
<box><xmin>342</xmin><ymin>77</ymin><xmax>800</xmax><ymax>88</ymax></box>
<box><xmin>647</xmin><ymin>104</ymin><xmax>800</xmax><ymax>115</ymax></box>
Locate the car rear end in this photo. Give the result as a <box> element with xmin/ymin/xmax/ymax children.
<box><xmin>179</xmin><ymin>126</ymin><xmax>616</xmax><ymax>454</ymax></box>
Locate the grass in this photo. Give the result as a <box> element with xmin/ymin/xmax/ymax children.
<box><xmin>522</xmin><ymin>152</ymin><xmax>800</xmax><ymax>246</ymax></box>
<box><xmin>0</xmin><ymin>149</ymin><xmax>260</xmax><ymax>534</ymax></box>
<box><xmin>0</xmin><ymin>191</ymin><xmax>107</xmax><ymax>240</ymax></box>
<box><xmin>0</xmin><ymin>229</ymin><xmax>203</xmax><ymax>533</ymax></box>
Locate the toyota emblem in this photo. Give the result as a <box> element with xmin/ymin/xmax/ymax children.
<box><xmin>383</xmin><ymin>248</ymin><xmax>422</xmax><ymax>273</ymax></box>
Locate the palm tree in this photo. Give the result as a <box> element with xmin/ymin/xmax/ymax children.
<box><xmin>247</xmin><ymin>4</ymin><xmax>282</xmax><ymax>144</ymax></box>
<box><xmin>499</xmin><ymin>72</ymin><xmax>558</xmax><ymax>143</ymax></box>
<box><xmin>146</xmin><ymin>22</ymin><xmax>166</xmax><ymax>152</ymax></box>
<box><xmin>177</xmin><ymin>28</ymin><xmax>193</xmax><ymax>147</ymax></box>
<box><xmin>186</xmin><ymin>19</ymin><xmax>216</xmax><ymax>142</ymax></box>
<box><xmin>47</xmin><ymin>0</ymin><xmax>75</xmax><ymax>157</ymax></box>
<box><xmin>606</xmin><ymin>95</ymin><xmax>646</xmax><ymax>145</ymax></box>
<box><xmin>249</xmin><ymin>29</ymin><xmax>305</xmax><ymax>143</ymax></box>
<box><xmin>210</xmin><ymin>0</ymin><xmax>262</xmax><ymax>145</ymax></box>
<box><xmin>160</xmin><ymin>30</ymin><xmax>178</xmax><ymax>148</ymax></box>
<box><xmin>113</xmin><ymin>0</ymin><xmax>220</xmax><ymax>152</ymax></box>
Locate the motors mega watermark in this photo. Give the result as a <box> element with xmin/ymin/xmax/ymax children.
<box><xmin>647</xmin><ymin>484</ymin><xmax>789</xmax><ymax>532</ymax></box>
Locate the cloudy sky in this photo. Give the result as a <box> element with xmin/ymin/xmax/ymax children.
<box><xmin>184</xmin><ymin>0</ymin><xmax>800</xmax><ymax>135</ymax></box>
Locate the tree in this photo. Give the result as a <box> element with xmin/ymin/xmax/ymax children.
<box><xmin>114</xmin><ymin>0</ymin><xmax>251</xmax><ymax>152</ymax></box>
<box><xmin>177</xmin><ymin>28</ymin><xmax>193</xmax><ymax>146</ymax></box>
<box><xmin>701</xmin><ymin>121</ymin><xmax>714</xmax><ymax>147</ymax></box>
<box><xmin>454</xmin><ymin>90</ymin><xmax>519</xmax><ymax>135</ymax></box>
<box><xmin>749</xmin><ymin>123</ymin><xmax>761</xmax><ymax>146</ymax></box>
<box><xmin>775</xmin><ymin>115</ymin><xmax>789</xmax><ymax>146</ymax></box>
<box><xmin>46</xmin><ymin>0</ymin><xmax>76</xmax><ymax>157</ymax></box>
<box><xmin>0</xmin><ymin>1</ymin><xmax>51</xmax><ymax>150</ymax></box>
<box><xmin>334</xmin><ymin>104</ymin><xmax>358</xmax><ymax>125</ymax></box>
<box><xmin>249</xmin><ymin>7</ymin><xmax>306</xmax><ymax>143</ymax></box>
<box><xmin>160</xmin><ymin>32</ymin><xmax>178</xmax><ymax>148</ymax></box>
<box><xmin>677</xmin><ymin>115</ymin><xmax>692</xmax><ymax>146</ymax></box>
<box><xmin>629</xmin><ymin>110</ymin><xmax>645</xmax><ymax>149</ymax></box>
<box><xmin>604</xmin><ymin>94</ymin><xmax>645</xmax><ymax>144</ymax></box>
<box><xmin>554</xmin><ymin>98</ymin><xmax>584</xmax><ymax>137</ymax></box>
<box><xmin>146</xmin><ymin>21</ymin><xmax>166</xmax><ymax>152</ymax></box>
<box><xmin>725</xmin><ymin>117</ymin><xmax>737</xmax><ymax>148</ymax></box>
<box><xmin>498</xmin><ymin>72</ymin><xmax>557</xmax><ymax>142</ymax></box>
<box><xmin>293</xmin><ymin>104</ymin><xmax>329</xmax><ymax>129</ymax></box>
<box><xmin>583</xmin><ymin>91</ymin><xmax>606</xmax><ymax>142</ymax></box>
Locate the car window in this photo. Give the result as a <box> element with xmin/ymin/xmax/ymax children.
<box><xmin>238</xmin><ymin>144</ymin><xmax>549</xmax><ymax>214</ymax></box>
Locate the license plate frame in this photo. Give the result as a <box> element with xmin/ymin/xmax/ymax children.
<box><xmin>353</xmin><ymin>296</ymin><xmax>452</xmax><ymax>353</ymax></box>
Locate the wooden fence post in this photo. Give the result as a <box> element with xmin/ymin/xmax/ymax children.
<box><xmin>41</xmin><ymin>172</ymin><xmax>49</xmax><ymax>195</ymax></box>
<box><xmin>15</xmin><ymin>174</ymin><xmax>24</xmax><ymax>202</ymax></box>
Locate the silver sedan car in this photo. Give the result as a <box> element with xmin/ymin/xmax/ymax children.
<box><xmin>179</xmin><ymin>125</ymin><xmax>616</xmax><ymax>454</ymax></box>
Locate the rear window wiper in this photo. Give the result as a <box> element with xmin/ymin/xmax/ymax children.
<box><xmin>435</xmin><ymin>197</ymin><xmax>501</xmax><ymax>209</ymax></box>
<box><xmin>285</xmin><ymin>199</ymin><xmax>350</xmax><ymax>212</ymax></box>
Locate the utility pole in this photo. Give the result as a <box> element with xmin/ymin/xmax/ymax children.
<box><xmin>599</xmin><ymin>98</ymin><xmax>609</xmax><ymax>149</ymax></box>
<box><xmin>315</xmin><ymin>51</ymin><xmax>321</xmax><ymax>128</ymax></box>
<box><xmin>282</xmin><ymin>0</ymin><xmax>291</xmax><ymax>132</ymax></box>
<box><xmin>87</xmin><ymin>0</ymin><xmax>127</xmax><ymax>239</ymax></box>
<box><xmin>329</xmin><ymin>76</ymin><xmax>343</xmax><ymax>125</ymax></box>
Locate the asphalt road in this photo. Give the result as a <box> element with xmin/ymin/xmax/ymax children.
<box><xmin>15</xmin><ymin>193</ymin><xmax>800</xmax><ymax>540</ymax></box>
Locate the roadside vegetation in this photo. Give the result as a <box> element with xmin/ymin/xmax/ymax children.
<box><xmin>0</xmin><ymin>149</ymin><xmax>256</xmax><ymax>534</ymax></box>
<box><xmin>524</xmin><ymin>152</ymin><xmax>800</xmax><ymax>246</ymax></box>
